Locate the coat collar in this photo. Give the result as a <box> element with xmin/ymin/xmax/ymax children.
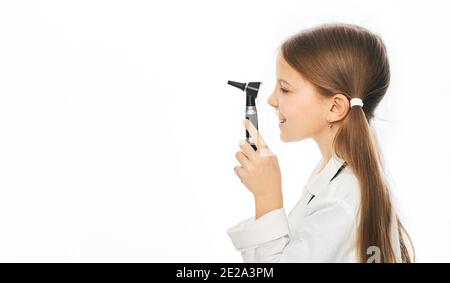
<box><xmin>305</xmin><ymin>154</ymin><xmax>347</xmax><ymax>196</ymax></box>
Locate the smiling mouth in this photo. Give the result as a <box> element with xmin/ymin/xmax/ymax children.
<box><xmin>276</xmin><ymin>110</ymin><xmax>287</xmax><ymax>123</ymax></box>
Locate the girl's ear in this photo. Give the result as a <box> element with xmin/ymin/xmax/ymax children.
<box><xmin>327</xmin><ymin>93</ymin><xmax>350</xmax><ymax>123</ymax></box>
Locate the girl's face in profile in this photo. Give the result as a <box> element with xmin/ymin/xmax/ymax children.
<box><xmin>268</xmin><ymin>54</ymin><xmax>329</xmax><ymax>142</ymax></box>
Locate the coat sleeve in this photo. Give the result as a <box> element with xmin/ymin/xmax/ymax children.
<box><xmin>227</xmin><ymin>199</ymin><xmax>357</xmax><ymax>262</ymax></box>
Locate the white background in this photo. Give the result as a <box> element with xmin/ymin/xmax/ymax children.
<box><xmin>0</xmin><ymin>0</ymin><xmax>449</xmax><ymax>262</ymax></box>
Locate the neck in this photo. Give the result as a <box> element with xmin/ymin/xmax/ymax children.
<box><xmin>313</xmin><ymin>126</ymin><xmax>339</xmax><ymax>164</ymax></box>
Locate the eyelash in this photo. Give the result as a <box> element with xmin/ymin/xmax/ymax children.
<box><xmin>280</xmin><ymin>87</ymin><xmax>288</xmax><ymax>94</ymax></box>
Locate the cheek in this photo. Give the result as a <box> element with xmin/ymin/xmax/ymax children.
<box><xmin>281</xmin><ymin>94</ymin><xmax>310</xmax><ymax>121</ymax></box>
<box><xmin>280</xmin><ymin>94</ymin><xmax>325</xmax><ymax>139</ymax></box>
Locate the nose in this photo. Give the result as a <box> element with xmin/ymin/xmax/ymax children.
<box><xmin>267</xmin><ymin>91</ymin><xmax>278</xmax><ymax>109</ymax></box>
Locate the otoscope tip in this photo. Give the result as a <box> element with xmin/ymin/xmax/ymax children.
<box><xmin>227</xmin><ymin>80</ymin><xmax>247</xmax><ymax>92</ymax></box>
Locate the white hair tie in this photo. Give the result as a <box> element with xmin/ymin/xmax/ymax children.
<box><xmin>350</xmin><ymin>98</ymin><xmax>364</xmax><ymax>108</ymax></box>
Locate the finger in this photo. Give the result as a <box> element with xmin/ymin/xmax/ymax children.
<box><xmin>243</xmin><ymin>118</ymin><xmax>267</xmax><ymax>149</ymax></box>
<box><xmin>235</xmin><ymin>151</ymin><xmax>251</xmax><ymax>169</ymax></box>
<box><xmin>239</xmin><ymin>139</ymin><xmax>257</xmax><ymax>161</ymax></box>
<box><xmin>234</xmin><ymin>165</ymin><xmax>247</xmax><ymax>179</ymax></box>
<box><xmin>259</xmin><ymin>146</ymin><xmax>275</xmax><ymax>157</ymax></box>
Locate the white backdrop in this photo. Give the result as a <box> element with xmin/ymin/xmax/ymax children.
<box><xmin>0</xmin><ymin>0</ymin><xmax>449</xmax><ymax>262</ymax></box>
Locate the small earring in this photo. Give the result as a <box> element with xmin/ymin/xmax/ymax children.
<box><xmin>328</xmin><ymin>123</ymin><xmax>333</xmax><ymax>128</ymax></box>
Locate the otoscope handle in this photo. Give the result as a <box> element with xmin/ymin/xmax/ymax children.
<box><xmin>245</xmin><ymin>106</ymin><xmax>258</xmax><ymax>151</ymax></box>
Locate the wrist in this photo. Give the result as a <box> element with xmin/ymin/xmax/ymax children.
<box><xmin>254</xmin><ymin>191</ymin><xmax>283</xmax><ymax>220</ymax></box>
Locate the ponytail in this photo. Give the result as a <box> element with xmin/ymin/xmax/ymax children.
<box><xmin>334</xmin><ymin>104</ymin><xmax>412</xmax><ymax>262</ymax></box>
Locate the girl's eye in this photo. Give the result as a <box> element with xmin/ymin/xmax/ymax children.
<box><xmin>280</xmin><ymin>87</ymin><xmax>288</xmax><ymax>93</ymax></box>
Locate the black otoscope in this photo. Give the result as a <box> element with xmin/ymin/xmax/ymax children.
<box><xmin>227</xmin><ymin>81</ymin><xmax>262</xmax><ymax>151</ymax></box>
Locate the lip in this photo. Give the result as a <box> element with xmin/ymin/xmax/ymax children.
<box><xmin>276</xmin><ymin>110</ymin><xmax>287</xmax><ymax>124</ymax></box>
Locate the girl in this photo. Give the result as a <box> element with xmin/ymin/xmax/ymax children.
<box><xmin>228</xmin><ymin>23</ymin><xmax>414</xmax><ymax>263</ymax></box>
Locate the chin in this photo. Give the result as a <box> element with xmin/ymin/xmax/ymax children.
<box><xmin>280</xmin><ymin>133</ymin><xmax>294</xmax><ymax>142</ymax></box>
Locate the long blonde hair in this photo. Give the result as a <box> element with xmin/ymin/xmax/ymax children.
<box><xmin>280</xmin><ymin>23</ymin><xmax>414</xmax><ymax>262</ymax></box>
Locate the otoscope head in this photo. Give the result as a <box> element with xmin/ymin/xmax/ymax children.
<box><xmin>227</xmin><ymin>80</ymin><xmax>262</xmax><ymax>106</ymax></box>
